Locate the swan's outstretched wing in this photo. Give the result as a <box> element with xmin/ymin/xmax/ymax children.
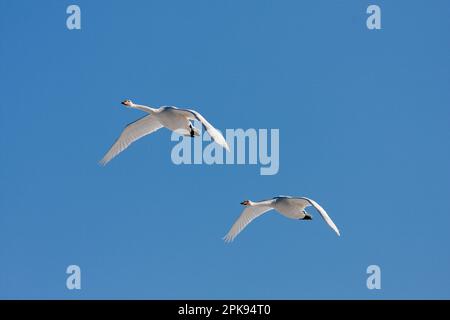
<box><xmin>293</xmin><ymin>197</ymin><xmax>340</xmax><ymax>236</ymax></box>
<box><xmin>179</xmin><ymin>109</ymin><xmax>230</xmax><ymax>151</ymax></box>
<box><xmin>100</xmin><ymin>115</ymin><xmax>163</xmax><ymax>165</ymax></box>
<box><xmin>223</xmin><ymin>206</ymin><xmax>272</xmax><ymax>242</ymax></box>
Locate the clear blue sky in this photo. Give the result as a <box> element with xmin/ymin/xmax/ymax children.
<box><xmin>1</xmin><ymin>0</ymin><xmax>449</xmax><ymax>299</ymax></box>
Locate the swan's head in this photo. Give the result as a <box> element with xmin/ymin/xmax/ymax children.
<box><xmin>121</xmin><ymin>99</ymin><xmax>133</xmax><ymax>107</ymax></box>
<box><xmin>240</xmin><ymin>200</ymin><xmax>251</xmax><ymax>206</ymax></box>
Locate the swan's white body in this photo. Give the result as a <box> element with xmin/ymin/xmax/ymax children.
<box><xmin>224</xmin><ymin>196</ymin><xmax>340</xmax><ymax>242</ymax></box>
<box><xmin>100</xmin><ymin>100</ymin><xmax>229</xmax><ymax>165</ymax></box>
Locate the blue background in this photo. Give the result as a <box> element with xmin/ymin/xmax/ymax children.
<box><xmin>1</xmin><ymin>0</ymin><xmax>449</xmax><ymax>299</ymax></box>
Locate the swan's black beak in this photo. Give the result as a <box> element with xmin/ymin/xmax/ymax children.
<box><xmin>240</xmin><ymin>201</ymin><xmax>246</xmax><ymax>205</ymax></box>
<box><xmin>121</xmin><ymin>101</ymin><xmax>126</xmax><ymax>105</ymax></box>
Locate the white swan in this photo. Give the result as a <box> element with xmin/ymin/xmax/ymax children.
<box><xmin>100</xmin><ymin>100</ymin><xmax>230</xmax><ymax>165</ymax></box>
<box><xmin>224</xmin><ymin>196</ymin><xmax>340</xmax><ymax>242</ymax></box>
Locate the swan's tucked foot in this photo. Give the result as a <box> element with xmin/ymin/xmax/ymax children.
<box><xmin>189</xmin><ymin>124</ymin><xmax>200</xmax><ymax>137</ymax></box>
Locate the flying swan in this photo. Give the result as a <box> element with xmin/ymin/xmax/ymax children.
<box><xmin>100</xmin><ymin>100</ymin><xmax>230</xmax><ymax>165</ymax></box>
<box><xmin>224</xmin><ymin>196</ymin><xmax>340</xmax><ymax>242</ymax></box>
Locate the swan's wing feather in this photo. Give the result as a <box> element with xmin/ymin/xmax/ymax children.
<box><xmin>100</xmin><ymin>115</ymin><xmax>163</xmax><ymax>165</ymax></box>
<box><xmin>301</xmin><ymin>197</ymin><xmax>340</xmax><ymax>236</ymax></box>
<box><xmin>282</xmin><ymin>197</ymin><xmax>310</xmax><ymax>210</ymax></box>
<box><xmin>223</xmin><ymin>206</ymin><xmax>272</xmax><ymax>242</ymax></box>
<box><xmin>180</xmin><ymin>109</ymin><xmax>230</xmax><ymax>151</ymax></box>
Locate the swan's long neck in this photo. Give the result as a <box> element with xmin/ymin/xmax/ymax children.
<box><xmin>251</xmin><ymin>199</ymin><xmax>275</xmax><ymax>207</ymax></box>
<box><xmin>130</xmin><ymin>103</ymin><xmax>157</xmax><ymax>114</ymax></box>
